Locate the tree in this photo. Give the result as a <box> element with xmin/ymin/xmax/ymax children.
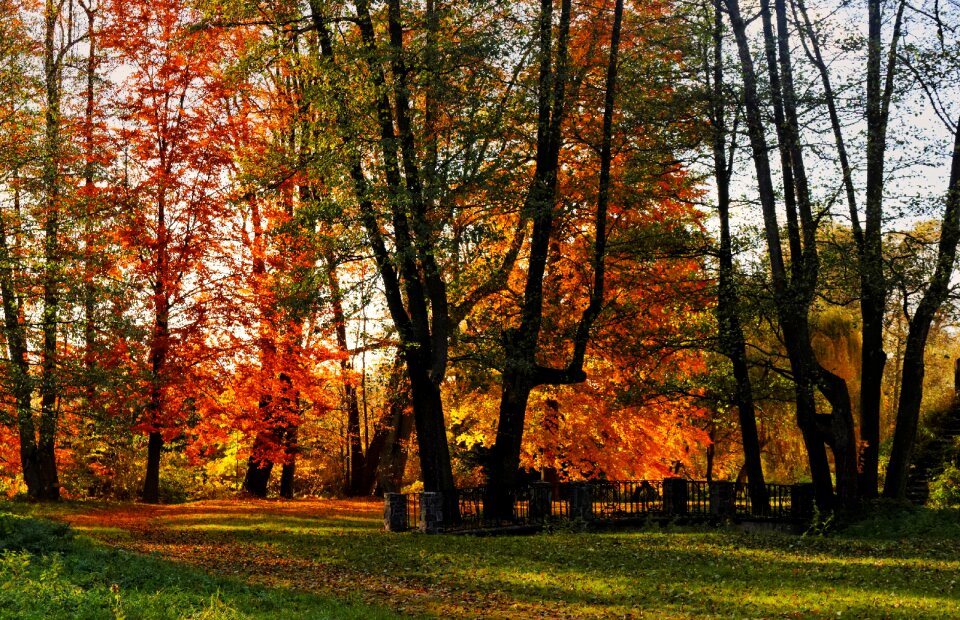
<box><xmin>296</xmin><ymin>0</ymin><xmax>540</xmax><ymax>515</ymax></box>
<box><xmin>724</xmin><ymin>0</ymin><xmax>860</xmax><ymax>511</ymax></box>
<box><xmin>884</xmin><ymin>122</ymin><xmax>960</xmax><ymax>497</ymax></box>
<box><xmin>104</xmin><ymin>0</ymin><xmax>234</xmax><ymax>502</ymax></box>
<box><xmin>482</xmin><ymin>0</ymin><xmax>706</xmax><ymax>517</ymax></box>
<box><xmin>699</xmin><ymin>0</ymin><xmax>768</xmax><ymax>512</ymax></box>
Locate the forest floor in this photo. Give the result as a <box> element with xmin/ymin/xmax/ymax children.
<box><xmin>2</xmin><ymin>497</ymin><xmax>960</xmax><ymax>619</ymax></box>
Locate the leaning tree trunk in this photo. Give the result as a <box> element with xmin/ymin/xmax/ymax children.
<box><xmin>486</xmin><ymin>0</ymin><xmax>575</xmax><ymax>522</ymax></box>
<box><xmin>884</xmin><ymin>119</ymin><xmax>960</xmax><ymax>499</ymax></box>
<box><xmin>725</xmin><ymin>0</ymin><xmax>841</xmax><ymax>511</ymax></box>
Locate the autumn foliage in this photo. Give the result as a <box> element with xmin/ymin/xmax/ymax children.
<box><xmin>6</xmin><ymin>0</ymin><xmax>955</xmax><ymax>510</ymax></box>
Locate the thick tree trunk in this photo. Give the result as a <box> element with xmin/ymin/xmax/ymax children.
<box><xmin>406</xmin><ymin>354</ymin><xmax>457</xmax><ymax>516</ymax></box>
<box><xmin>487</xmin><ymin>354</ymin><xmax>537</xmax><ymax>520</ymax></box>
<box><xmin>243</xmin><ymin>438</ymin><xmax>274</xmax><ymax>498</ymax></box>
<box><xmin>142</xmin><ymin>431</ymin><xmax>163</xmax><ymax>503</ymax></box>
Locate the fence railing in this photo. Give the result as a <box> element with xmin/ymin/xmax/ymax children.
<box><xmin>384</xmin><ymin>479</ymin><xmax>816</xmax><ymax>533</ymax></box>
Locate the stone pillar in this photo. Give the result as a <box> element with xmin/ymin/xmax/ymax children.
<box><xmin>791</xmin><ymin>483</ymin><xmax>815</xmax><ymax>521</ymax></box>
<box><xmin>383</xmin><ymin>493</ymin><xmax>408</xmax><ymax>532</ymax></box>
<box><xmin>710</xmin><ymin>481</ymin><xmax>736</xmax><ymax>517</ymax></box>
<box><xmin>420</xmin><ymin>492</ymin><xmax>444</xmax><ymax>533</ymax></box>
<box><xmin>569</xmin><ymin>482</ymin><xmax>593</xmax><ymax>522</ymax></box>
<box><xmin>662</xmin><ymin>478</ymin><xmax>688</xmax><ymax>516</ymax></box>
<box><xmin>529</xmin><ymin>482</ymin><xmax>552</xmax><ymax>523</ymax></box>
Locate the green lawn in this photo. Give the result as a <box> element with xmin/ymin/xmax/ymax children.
<box><xmin>2</xmin><ymin>499</ymin><xmax>959</xmax><ymax>618</ymax></box>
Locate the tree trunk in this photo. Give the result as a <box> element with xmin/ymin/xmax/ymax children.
<box><xmin>725</xmin><ymin>0</ymin><xmax>840</xmax><ymax>511</ymax></box>
<box><xmin>709</xmin><ymin>0</ymin><xmax>768</xmax><ymax>514</ymax></box>
<box><xmin>142</xmin><ymin>431</ymin><xmax>163</xmax><ymax>503</ymax></box>
<box><xmin>33</xmin><ymin>0</ymin><xmax>63</xmax><ymax>502</ymax></box>
<box><xmin>279</xmin><ymin>426</ymin><xmax>297</xmax><ymax>499</ymax></box>
<box><xmin>244</xmin><ymin>441</ymin><xmax>273</xmax><ymax>498</ymax></box>
<box><xmin>0</xmin><ymin>175</ymin><xmax>49</xmax><ymax>499</ymax></box>
<box><xmin>487</xmin><ymin>353</ymin><xmax>537</xmax><ymax>520</ymax></box>
<box><xmin>884</xmin><ymin>119</ymin><xmax>960</xmax><ymax>499</ymax></box>
<box><xmin>361</xmin><ymin>357</ymin><xmax>413</xmax><ymax>495</ymax></box>
<box><xmin>326</xmin><ymin>258</ymin><xmax>366</xmax><ymax>496</ymax></box>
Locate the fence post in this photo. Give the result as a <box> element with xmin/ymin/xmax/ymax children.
<box><xmin>662</xmin><ymin>478</ymin><xmax>688</xmax><ymax>516</ymax></box>
<box><xmin>791</xmin><ymin>483</ymin><xmax>814</xmax><ymax>522</ymax></box>
<box><xmin>569</xmin><ymin>482</ymin><xmax>594</xmax><ymax>522</ymax></box>
<box><xmin>383</xmin><ymin>493</ymin><xmax>408</xmax><ymax>532</ymax></box>
<box><xmin>530</xmin><ymin>482</ymin><xmax>552</xmax><ymax>523</ymax></box>
<box><xmin>420</xmin><ymin>492</ymin><xmax>444</xmax><ymax>533</ymax></box>
<box><xmin>710</xmin><ymin>481</ymin><xmax>736</xmax><ymax>517</ymax></box>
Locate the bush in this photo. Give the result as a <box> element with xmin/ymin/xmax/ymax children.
<box><xmin>0</xmin><ymin>513</ymin><xmax>73</xmax><ymax>554</ymax></box>
<box><xmin>840</xmin><ymin>498</ymin><xmax>960</xmax><ymax>539</ymax></box>
<box><xmin>929</xmin><ymin>463</ymin><xmax>960</xmax><ymax>509</ymax></box>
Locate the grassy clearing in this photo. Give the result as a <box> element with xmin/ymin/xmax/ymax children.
<box><xmin>0</xmin><ymin>509</ymin><xmax>403</xmax><ymax>619</ymax></box>
<box><xmin>3</xmin><ymin>499</ymin><xmax>960</xmax><ymax>619</ymax></box>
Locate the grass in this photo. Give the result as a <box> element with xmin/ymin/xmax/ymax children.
<box><xmin>0</xmin><ymin>507</ymin><xmax>404</xmax><ymax>619</ymax></box>
<box><xmin>2</xmin><ymin>498</ymin><xmax>960</xmax><ymax>618</ymax></box>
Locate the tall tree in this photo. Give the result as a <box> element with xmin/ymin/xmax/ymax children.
<box><xmin>724</xmin><ymin>0</ymin><xmax>861</xmax><ymax>511</ymax></box>
<box><xmin>884</xmin><ymin>121</ymin><xmax>960</xmax><ymax>497</ymax></box>
<box><xmin>702</xmin><ymin>0</ymin><xmax>767</xmax><ymax>512</ymax></box>
<box><xmin>104</xmin><ymin>0</ymin><xmax>232</xmax><ymax>502</ymax></box>
<box><xmin>301</xmin><ymin>0</ymin><xmax>532</xmax><ymax>516</ymax></box>
<box><xmin>792</xmin><ymin>0</ymin><xmax>905</xmax><ymax>499</ymax></box>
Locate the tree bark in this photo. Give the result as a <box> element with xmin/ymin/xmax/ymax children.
<box><xmin>309</xmin><ymin>0</ymin><xmax>458</xmax><ymax>518</ymax></box>
<box><xmin>884</xmin><ymin>119</ymin><xmax>960</xmax><ymax>499</ymax></box>
<box><xmin>725</xmin><ymin>0</ymin><xmax>841</xmax><ymax>511</ymax></box>
<box><xmin>708</xmin><ymin>0</ymin><xmax>768</xmax><ymax>514</ymax></box>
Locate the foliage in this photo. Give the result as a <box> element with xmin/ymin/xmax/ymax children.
<box><xmin>0</xmin><ymin>512</ymin><xmax>72</xmax><ymax>555</ymax></box>
<box><xmin>929</xmin><ymin>464</ymin><xmax>960</xmax><ymax>509</ymax></box>
<box><xmin>840</xmin><ymin>499</ymin><xmax>960</xmax><ymax>540</ymax></box>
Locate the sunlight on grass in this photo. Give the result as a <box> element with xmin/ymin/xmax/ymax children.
<box><xmin>6</xmin><ymin>499</ymin><xmax>960</xmax><ymax>618</ymax></box>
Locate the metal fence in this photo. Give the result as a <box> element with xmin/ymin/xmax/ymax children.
<box><xmin>388</xmin><ymin>479</ymin><xmax>814</xmax><ymax>533</ymax></box>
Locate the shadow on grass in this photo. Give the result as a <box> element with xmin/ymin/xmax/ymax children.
<box><xmin>0</xmin><ymin>527</ymin><xmax>407</xmax><ymax>619</ymax></box>
<box><xmin>19</xmin><ymin>499</ymin><xmax>960</xmax><ymax>619</ymax></box>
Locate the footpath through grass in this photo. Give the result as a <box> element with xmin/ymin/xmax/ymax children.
<box><xmin>2</xmin><ymin>498</ymin><xmax>960</xmax><ymax>619</ymax></box>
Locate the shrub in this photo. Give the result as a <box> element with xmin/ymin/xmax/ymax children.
<box><xmin>929</xmin><ymin>463</ymin><xmax>960</xmax><ymax>509</ymax></box>
<box><xmin>0</xmin><ymin>513</ymin><xmax>73</xmax><ymax>554</ymax></box>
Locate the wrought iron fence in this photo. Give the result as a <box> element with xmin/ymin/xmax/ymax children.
<box><xmin>591</xmin><ymin>480</ymin><xmax>663</xmax><ymax>519</ymax></box>
<box><xmin>735</xmin><ymin>482</ymin><xmax>794</xmax><ymax>519</ymax></box>
<box><xmin>406</xmin><ymin>492</ymin><xmax>420</xmax><ymax>530</ymax></box>
<box><xmin>387</xmin><ymin>479</ymin><xmax>814</xmax><ymax>533</ymax></box>
<box><xmin>687</xmin><ymin>480</ymin><xmax>711</xmax><ymax>515</ymax></box>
